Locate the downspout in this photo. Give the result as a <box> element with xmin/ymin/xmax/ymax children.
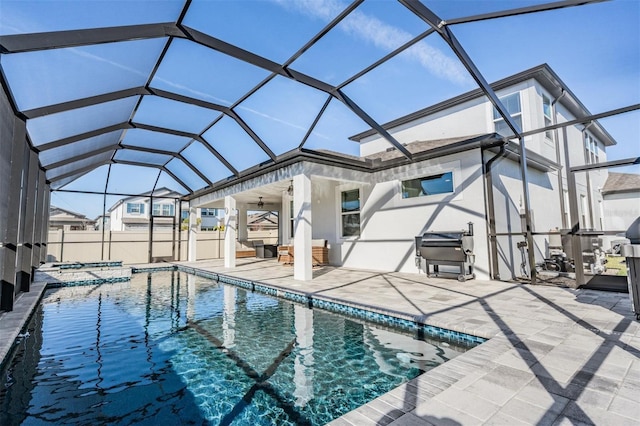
<box><xmin>482</xmin><ymin>142</ymin><xmax>508</xmax><ymax>280</ymax></box>
<box><xmin>551</xmin><ymin>90</ymin><xmax>567</xmax><ymax>227</ymax></box>
<box><xmin>581</xmin><ymin>122</ymin><xmax>595</xmax><ymax>229</ymax></box>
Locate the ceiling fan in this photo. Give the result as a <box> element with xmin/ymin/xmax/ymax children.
<box><xmin>248</xmin><ymin>196</ymin><xmax>265</xmax><ymax>208</ymax></box>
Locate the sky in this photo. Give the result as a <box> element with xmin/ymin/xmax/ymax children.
<box><xmin>0</xmin><ymin>0</ymin><xmax>638</xmax><ymax>219</ymax></box>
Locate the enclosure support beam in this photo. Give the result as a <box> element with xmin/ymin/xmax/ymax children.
<box><xmin>0</xmin><ymin>94</ymin><xmax>27</xmax><ymax>311</ymax></box>
<box><xmin>564</xmin><ymin>127</ymin><xmax>584</xmax><ymax>288</ymax></box>
<box><xmin>188</xmin><ymin>206</ymin><xmax>198</xmax><ymax>262</ymax></box>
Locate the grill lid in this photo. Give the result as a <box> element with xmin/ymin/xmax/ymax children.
<box><xmin>626</xmin><ymin>216</ymin><xmax>640</xmax><ymax>244</ymax></box>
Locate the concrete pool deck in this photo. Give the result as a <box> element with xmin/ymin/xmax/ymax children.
<box><xmin>1</xmin><ymin>259</ymin><xmax>638</xmax><ymax>425</ymax></box>
<box><xmin>175</xmin><ymin>258</ymin><xmax>639</xmax><ymax>426</ymax></box>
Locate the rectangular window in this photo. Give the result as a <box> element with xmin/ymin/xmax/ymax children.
<box><xmin>542</xmin><ymin>94</ymin><xmax>553</xmax><ymax>140</ymax></box>
<box><xmin>126</xmin><ymin>203</ymin><xmax>144</xmax><ymax>214</ymax></box>
<box><xmin>201</xmin><ymin>208</ymin><xmax>217</xmax><ymax>216</ymax></box>
<box><xmin>341</xmin><ymin>189</ymin><xmax>360</xmax><ymax>237</ymax></box>
<box><xmin>152</xmin><ymin>203</ymin><xmax>174</xmax><ymax>216</ymax></box>
<box><xmin>402</xmin><ymin>172</ymin><xmax>454</xmax><ymax>199</ymax></box>
<box><xmin>493</xmin><ymin>92</ymin><xmax>522</xmax><ymax>135</ymax></box>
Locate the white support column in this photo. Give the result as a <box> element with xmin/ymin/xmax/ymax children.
<box><xmin>293</xmin><ymin>304</ymin><xmax>314</xmax><ymax>406</ymax></box>
<box><xmin>224</xmin><ymin>196</ymin><xmax>237</xmax><ymax>268</ymax></box>
<box><xmin>188</xmin><ymin>206</ymin><xmax>198</xmax><ymax>261</ymax></box>
<box><xmin>237</xmin><ymin>204</ymin><xmax>248</xmax><ymax>242</ymax></box>
<box><xmin>293</xmin><ymin>174</ymin><xmax>312</xmax><ymax>281</ymax></box>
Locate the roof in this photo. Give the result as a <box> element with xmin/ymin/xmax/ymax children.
<box><xmin>49</xmin><ymin>205</ymin><xmax>88</xmax><ymax>219</ymax></box>
<box><xmin>349</xmin><ymin>64</ymin><xmax>617</xmax><ymax>146</ymax></box>
<box><xmin>602</xmin><ymin>172</ymin><xmax>640</xmax><ymax>195</ymax></box>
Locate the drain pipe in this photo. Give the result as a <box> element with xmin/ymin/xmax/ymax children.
<box><xmin>551</xmin><ymin>90</ymin><xmax>567</xmax><ymax>227</ymax></box>
<box><xmin>482</xmin><ymin>141</ymin><xmax>508</xmax><ymax>280</ymax></box>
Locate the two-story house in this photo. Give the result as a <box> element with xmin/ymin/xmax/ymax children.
<box><xmin>192</xmin><ymin>64</ymin><xmax>622</xmax><ymax>282</ymax></box>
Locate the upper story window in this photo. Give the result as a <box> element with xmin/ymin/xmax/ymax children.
<box><xmin>542</xmin><ymin>94</ymin><xmax>553</xmax><ymax>140</ymax></box>
<box><xmin>493</xmin><ymin>92</ymin><xmax>522</xmax><ymax>136</ymax></box>
<box><xmin>402</xmin><ymin>172</ymin><xmax>454</xmax><ymax>199</ymax></box>
<box><xmin>340</xmin><ymin>189</ymin><xmax>360</xmax><ymax>238</ymax></box>
<box><xmin>126</xmin><ymin>203</ymin><xmax>145</xmax><ymax>214</ymax></box>
<box><xmin>201</xmin><ymin>208</ymin><xmax>218</xmax><ymax>216</ymax></box>
<box><xmin>584</xmin><ymin>133</ymin><xmax>599</xmax><ymax>164</ymax></box>
<box><xmin>152</xmin><ymin>203</ymin><xmax>174</xmax><ymax>216</ymax></box>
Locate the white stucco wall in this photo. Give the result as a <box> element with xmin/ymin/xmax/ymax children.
<box><xmin>304</xmin><ymin>151</ymin><xmax>491</xmax><ymax>280</ymax></box>
<box><xmin>603</xmin><ymin>192</ymin><xmax>640</xmax><ymax>232</ymax></box>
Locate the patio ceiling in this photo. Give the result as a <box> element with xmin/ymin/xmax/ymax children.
<box><xmin>0</xmin><ymin>0</ymin><xmax>635</xmax><ymax>201</ymax></box>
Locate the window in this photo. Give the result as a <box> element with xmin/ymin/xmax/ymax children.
<box><xmin>584</xmin><ymin>133</ymin><xmax>599</xmax><ymax>164</ymax></box>
<box><xmin>493</xmin><ymin>92</ymin><xmax>522</xmax><ymax>135</ymax></box>
<box><xmin>126</xmin><ymin>203</ymin><xmax>144</xmax><ymax>214</ymax></box>
<box><xmin>152</xmin><ymin>203</ymin><xmax>174</xmax><ymax>216</ymax></box>
<box><xmin>340</xmin><ymin>189</ymin><xmax>360</xmax><ymax>237</ymax></box>
<box><xmin>201</xmin><ymin>208</ymin><xmax>218</xmax><ymax>216</ymax></box>
<box><xmin>402</xmin><ymin>172</ymin><xmax>454</xmax><ymax>199</ymax></box>
<box><xmin>542</xmin><ymin>94</ymin><xmax>553</xmax><ymax>140</ymax></box>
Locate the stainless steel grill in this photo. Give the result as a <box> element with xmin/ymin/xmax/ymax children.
<box><xmin>415</xmin><ymin>222</ymin><xmax>475</xmax><ymax>281</ymax></box>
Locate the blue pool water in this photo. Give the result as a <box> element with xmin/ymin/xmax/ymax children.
<box><xmin>1</xmin><ymin>271</ymin><xmax>470</xmax><ymax>425</ymax></box>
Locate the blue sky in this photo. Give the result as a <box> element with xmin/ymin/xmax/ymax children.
<box><xmin>0</xmin><ymin>0</ymin><xmax>637</xmax><ymax>219</ymax></box>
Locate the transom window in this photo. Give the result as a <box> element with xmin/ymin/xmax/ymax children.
<box><xmin>493</xmin><ymin>92</ymin><xmax>522</xmax><ymax>135</ymax></box>
<box><xmin>402</xmin><ymin>172</ymin><xmax>454</xmax><ymax>199</ymax></box>
<box><xmin>126</xmin><ymin>203</ymin><xmax>145</xmax><ymax>214</ymax></box>
<box><xmin>340</xmin><ymin>189</ymin><xmax>360</xmax><ymax>238</ymax></box>
<box><xmin>152</xmin><ymin>203</ymin><xmax>174</xmax><ymax>216</ymax></box>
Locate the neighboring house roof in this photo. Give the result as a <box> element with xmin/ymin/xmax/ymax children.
<box><xmin>602</xmin><ymin>172</ymin><xmax>640</xmax><ymax>195</ymax></box>
<box><xmin>349</xmin><ymin>64</ymin><xmax>616</xmax><ymax>147</ymax></box>
<box><xmin>108</xmin><ymin>187</ymin><xmax>183</xmax><ymax>212</ymax></box>
<box><xmin>247</xmin><ymin>211</ymin><xmax>278</xmax><ymax>228</ymax></box>
<box><xmin>50</xmin><ymin>205</ymin><xmax>89</xmax><ymax>219</ymax></box>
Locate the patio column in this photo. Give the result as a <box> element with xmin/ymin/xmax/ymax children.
<box><xmin>188</xmin><ymin>206</ymin><xmax>197</xmax><ymax>261</ymax></box>
<box><xmin>293</xmin><ymin>174</ymin><xmax>312</xmax><ymax>281</ymax></box>
<box><xmin>224</xmin><ymin>195</ymin><xmax>237</xmax><ymax>268</ymax></box>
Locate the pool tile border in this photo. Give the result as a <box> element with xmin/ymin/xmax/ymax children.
<box><xmin>135</xmin><ymin>264</ymin><xmax>487</xmax><ymax>348</ymax></box>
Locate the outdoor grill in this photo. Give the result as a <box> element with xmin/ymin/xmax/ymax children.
<box><xmin>415</xmin><ymin>222</ymin><xmax>475</xmax><ymax>281</ymax></box>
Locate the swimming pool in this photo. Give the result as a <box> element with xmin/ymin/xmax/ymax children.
<box><xmin>1</xmin><ymin>270</ymin><xmax>471</xmax><ymax>425</ymax></box>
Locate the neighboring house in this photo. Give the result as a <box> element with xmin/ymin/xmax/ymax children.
<box><xmin>602</xmin><ymin>172</ymin><xmax>640</xmax><ymax>232</ymax></box>
<box><xmin>191</xmin><ymin>64</ymin><xmax>619</xmax><ymax>282</ymax></box>
<box><xmin>108</xmin><ymin>187</ymin><xmax>183</xmax><ymax>231</ymax></box>
<box><xmin>94</xmin><ymin>214</ymin><xmax>110</xmax><ymax>231</ymax></box>
<box><xmin>199</xmin><ymin>208</ymin><xmax>224</xmax><ymax>231</ymax></box>
<box><xmin>108</xmin><ymin>187</ymin><xmax>224</xmax><ymax>232</ymax></box>
<box><xmin>49</xmin><ymin>206</ymin><xmax>95</xmax><ymax>231</ymax></box>
<box><xmin>247</xmin><ymin>211</ymin><xmax>279</xmax><ymax>231</ymax></box>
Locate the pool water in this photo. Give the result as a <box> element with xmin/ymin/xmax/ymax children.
<box><xmin>1</xmin><ymin>271</ymin><xmax>468</xmax><ymax>425</ymax></box>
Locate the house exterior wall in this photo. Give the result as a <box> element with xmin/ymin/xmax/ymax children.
<box><xmin>301</xmin><ymin>152</ymin><xmax>491</xmax><ymax>280</ymax></box>
<box><xmin>603</xmin><ymin>192</ymin><xmax>640</xmax><ymax>232</ymax></box>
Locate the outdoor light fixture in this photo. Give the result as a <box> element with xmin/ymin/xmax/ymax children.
<box><xmin>257</xmin><ymin>197</ymin><xmax>264</xmax><ymax>208</ymax></box>
<box><xmin>287</xmin><ymin>181</ymin><xmax>293</xmax><ymax>196</ymax></box>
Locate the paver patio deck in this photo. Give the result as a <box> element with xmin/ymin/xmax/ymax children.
<box><xmin>177</xmin><ymin>258</ymin><xmax>639</xmax><ymax>425</ymax></box>
<box><xmin>2</xmin><ymin>258</ymin><xmax>638</xmax><ymax>425</ymax></box>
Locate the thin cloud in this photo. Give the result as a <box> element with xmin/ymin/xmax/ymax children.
<box><xmin>272</xmin><ymin>0</ymin><xmax>470</xmax><ymax>84</ymax></box>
